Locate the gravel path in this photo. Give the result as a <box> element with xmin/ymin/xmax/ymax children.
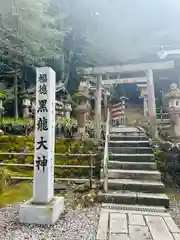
<box><xmin>0</xmin><ymin>205</ymin><xmax>100</xmax><ymax>240</ymax></box>
<box><xmin>169</xmin><ymin>198</ymin><xmax>180</xmax><ymax>228</ymax></box>
<box><xmin>2</xmin><ymin>195</ymin><xmax>180</xmax><ymax>239</ymax></box>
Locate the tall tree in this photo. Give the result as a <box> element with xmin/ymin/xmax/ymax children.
<box><xmin>0</xmin><ymin>0</ymin><xmax>68</xmax><ymax>117</ymax></box>
<box><xmin>0</xmin><ymin>0</ymin><xmax>66</xmax><ymax>66</ymax></box>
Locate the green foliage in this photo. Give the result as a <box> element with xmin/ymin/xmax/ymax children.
<box><xmin>0</xmin><ymin>0</ymin><xmax>67</xmax><ymax>67</ymax></box>
<box><xmin>153</xmin><ymin>148</ymin><xmax>166</xmax><ymax>171</ymax></box>
<box><xmin>56</xmin><ymin>117</ymin><xmax>77</xmax><ymax>130</ymax></box>
<box><xmin>0</xmin><ymin>117</ymin><xmax>32</xmax><ymax>125</ymax></box>
<box><xmin>0</xmin><ymin>117</ymin><xmax>96</xmax><ymax>137</ymax></box>
<box><xmin>0</xmin><ymin>90</ymin><xmax>6</xmax><ymax>100</ymax></box>
<box><xmin>0</xmin><ymin>136</ymin><xmax>100</xmax><ymax>178</ymax></box>
<box><xmin>158</xmin><ymin>127</ymin><xmax>171</xmax><ymax>141</ymax></box>
<box><xmin>0</xmin><ymin>168</ymin><xmax>11</xmax><ymax>193</ymax></box>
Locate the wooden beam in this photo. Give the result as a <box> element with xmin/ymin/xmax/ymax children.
<box><xmin>84</xmin><ymin>61</ymin><xmax>174</xmax><ymax>75</ymax></box>
<box><xmin>102</xmin><ymin>77</ymin><xmax>146</xmax><ymax>85</ymax></box>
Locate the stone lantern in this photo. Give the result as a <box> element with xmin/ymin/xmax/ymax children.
<box><xmin>119</xmin><ymin>96</ymin><xmax>128</xmax><ymax>124</ymax></box>
<box><xmin>0</xmin><ymin>93</ymin><xmax>5</xmax><ymax>118</ymax></box>
<box><xmin>165</xmin><ymin>84</ymin><xmax>180</xmax><ymax>137</ymax></box>
<box><xmin>22</xmin><ymin>95</ymin><xmax>31</xmax><ymax>118</ymax></box>
<box><xmin>56</xmin><ymin>100</ymin><xmax>64</xmax><ymax>120</ymax></box>
<box><xmin>74</xmin><ymin>81</ymin><xmax>90</xmax><ymax>136</ymax></box>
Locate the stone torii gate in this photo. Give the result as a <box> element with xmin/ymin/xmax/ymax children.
<box><xmin>83</xmin><ymin>60</ymin><xmax>174</xmax><ymax>138</ymax></box>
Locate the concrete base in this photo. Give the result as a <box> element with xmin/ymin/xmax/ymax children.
<box><xmin>19</xmin><ymin>197</ymin><xmax>64</xmax><ymax>225</ymax></box>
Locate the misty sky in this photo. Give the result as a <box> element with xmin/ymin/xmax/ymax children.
<box><xmin>70</xmin><ymin>0</ymin><xmax>180</xmax><ymax>64</ymax></box>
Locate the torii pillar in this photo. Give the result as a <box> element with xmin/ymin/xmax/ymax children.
<box><xmin>147</xmin><ymin>69</ymin><xmax>158</xmax><ymax>137</ymax></box>
<box><xmin>137</xmin><ymin>84</ymin><xmax>148</xmax><ymax>116</ymax></box>
<box><xmin>95</xmin><ymin>75</ymin><xmax>102</xmax><ymax>139</ymax></box>
<box><xmin>103</xmin><ymin>75</ymin><xmax>110</xmax><ymax>121</ymax></box>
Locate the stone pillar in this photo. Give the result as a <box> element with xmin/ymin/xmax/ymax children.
<box><xmin>22</xmin><ymin>98</ymin><xmax>31</xmax><ymax>118</ymax></box>
<box><xmin>147</xmin><ymin>69</ymin><xmax>157</xmax><ymax>137</ymax></box>
<box><xmin>19</xmin><ymin>67</ymin><xmax>64</xmax><ymax>225</ymax></box>
<box><xmin>143</xmin><ymin>97</ymin><xmax>148</xmax><ymax>116</ymax></box>
<box><xmin>64</xmin><ymin>103</ymin><xmax>72</xmax><ymax>118</ymax></box>
<box><xmin>103</xmin><ymin>90</ymin><xmax>108</xmax><ymax>121</ymax></box>
<box><xmin>121</xmin><ymin>100</ymin><xmax>125</xmax><ymax>125</ymax></box>
<box><xmin>75</xmin><ymin>105</ymin><xmax>87</xmax><ymax>134</ymax></box>
<box><xmin>137</xmin><ymin>84</ymin><xmax>148</xmax><ymax>117</ymax></box>
<box><xmin>172</xmin><ymin>113</ymin><xmax>180</xmax><ymax>137</ymax></box>
<box><xmin>95</xmin><ymin>75</ymin><xmax>102</xmax><ymax>139</ymax></box>
<box><xmin>147</xmin><ymin>70</ymin><xmax>156</xmax><ymax>117</ymax></box>
<box><xmin>104</xmin><ymin>75</ymin><xmax>109</xmax><ymax>121</ymax></box>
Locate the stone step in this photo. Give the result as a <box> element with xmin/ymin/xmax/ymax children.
<box><xmin>101</xmin><ymin>203</ymin><xmax>167</xmax><ymax>213</ymax></box>
<box><xmin>109</xmin><ymin>153</ymin><xmax>154</xmax><ymax>162</ymax></box>
<box><xmin>110</xmin><ymin>126</ymin><xmax>140</xmax><ymax>134</ymax></box>
<box><xmin>110</xmin><ymin>135</ymin><xmax>148</xmax><ymax>141</ymax></box>
<box><xmin>109</xmin><ymin>140</ymin><xmax>150</xmax><ymax>148</ymax></box>
<box><xmin>101</xmin><ymin>169</ymin><xmax>161</xmax><ymax>180</ymax></box>
<box><xmin>109</xmin><ymin>147</ymin><xmax>153</xmax><ymax>154</ymax></box>
<box><xmin>100</xmin><ymin>179</ymin><xmax>165</xmax><ymax>193</ymax></box>
<box><xmin>98</xmin><ymin>190</ymin><xmax>169</xmax><ymax>207</ymax></box>
<box><xmin>108</xmin><ymin>161</ymin><xmax>157</xmax><ymax>170</ymax></box>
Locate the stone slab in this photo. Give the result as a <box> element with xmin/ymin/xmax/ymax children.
<box><xmin>173</xmin><ymin>233</ymin><xmax>180</xmax><ymax>240</ymax></box>
<box><xmin>110</xmin><ymin>213</ymin><xmax>128</xmax><ymax>234</ymax></box>
<box><xmin>97</xmin><ymin>208</ymin><xmax>180</xmax><ymax>240</ymax></box>
<box><xmin>128</xmin><ymin>214</ymin><xmax>146</xmax><ymax>226</ymax></box>
<box><xmin>19</xmin><ymin>197</ymin><xmax>64</xmax><ymax>225</ymax></box>
<box><xmin>109</xmin><ymin>234</ymin><xmax>130</xmax><ymax>240</ymax></box>
<box><xmin>145</xmin><ymin>215</ymin><xmax>174</xmax><ymax>240</ymax></box>
<box><xmin>96</xmin><ymin>211</ymin><xmax>109</xmax><ymax>240</ymax></box>
<box><xmin>129</xmin><ymin>225</ymin><xmax>152</xmax><ymax>240</ymax></box>
<box><xmin>102</xmin><ymin>208</ymin><xmax>170</xmax><ymax>217</ymax></box>
<box><xmin>163</xmin><ymin>216</ymin><xmax>180</xmax><ymax>233</ymax></box>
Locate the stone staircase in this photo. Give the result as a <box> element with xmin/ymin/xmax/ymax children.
<box><xmin>99</xmin><ymin>126</ymin><xmax>169</xmax><ymax>208</ymax></box>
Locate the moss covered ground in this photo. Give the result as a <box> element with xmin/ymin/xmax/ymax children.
<box><xmin>0</xmin><ymin>182</ymin><xmax>32</xmax><ymax>207</ymax></box>
<box><xmin>0</xmin><ymin>136</ymin><xmax>100</xmax><ymax>178</ymax></box>
<box><xmin>0</xmin><ymin>136</ymin><xmax>100</xmax><ymax>206</ymax></box>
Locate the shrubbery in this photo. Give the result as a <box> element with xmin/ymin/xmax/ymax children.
<box><xmin>0</xmin><ymin>136</ymin><xmax>101</xmax><ymax>181</ymax></box>
<box><xmin>0</xmin><ymin>117</ymin><xmax>97</xmax><ymax>138</ymax></box>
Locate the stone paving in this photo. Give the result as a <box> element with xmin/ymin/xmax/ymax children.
<box><xmin>97</xmin><ymin>126</ymin><xmax>180</xmax><ymax>239</ymax></box>
<box><xmin>96</xmin><ymin>207</ymin><xmax>180</xmax><ymax>240</ymax></box>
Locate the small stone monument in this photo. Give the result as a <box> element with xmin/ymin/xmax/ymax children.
<box><xmin>165</xmin><ymin>84</ymin><xmax>180</xmax><ymax>137</ymax></box>
<box><xmin>19</xmin><ymin>67</ymin><xmax>64</xmax><ymax>225</ymax></box>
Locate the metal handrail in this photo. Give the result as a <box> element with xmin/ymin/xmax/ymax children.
<box><xmin>103</xmin><ymin>108</ymin><xmax>110</xmax><ymax>192</ymax></box>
